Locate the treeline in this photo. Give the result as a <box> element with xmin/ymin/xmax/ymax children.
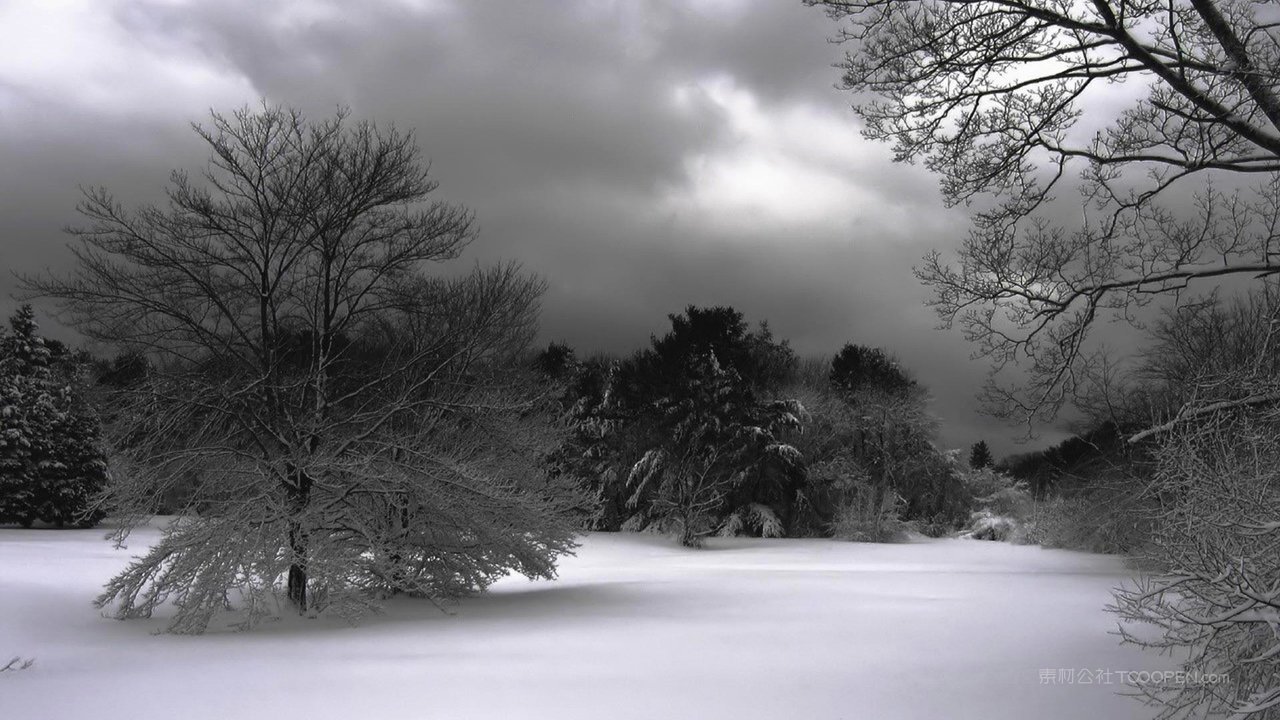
<box><xmin>982</xmin><ymin>286</ymin><xmax>1280</xmax><ymax>569</ymax></box>
<box><xmin>0</xmin><ymin>106</ymin><xmax>996</xmax><ymax>634</ymax></box>
<box><xmin>2</xmin><ymin>299</ymin><xmax>993</xmax><ymax>550</ymax></box>
<box><xmin>531</xmin><ymin>305</ymin><xmax>976</xmax><ymax>546</ymax></box>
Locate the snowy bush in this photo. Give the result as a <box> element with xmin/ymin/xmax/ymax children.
<box><xmin>829</xmin><ymin>482</ymin><xmax>909</xmax><ymax>543</ymax></box>
<box><xmin>959</xmin><ymin>511</ymin><xmax>1017</xmax><ymax>541</ymax></box>
<box><xmin>979</xmin><ymin>485</ymin><xmax>1033</xmax><ymax>518</ymax></box>
<box><xmin>1014</xmin><ymin>492</ymin><xmax>1153</xmax><ymax>554</ymax></box>
<box><xmin>957</xmin><ymin>467</ymin><xmax>1031</xmax><ymax>542</ymax></box>
<box><xmin>718</xmin><ymin>503</ymin><xmax>784</xmax><ymax>539</ymax></box>
<box><xmin>959</xmin><ymin>466</ymin><xmax>1014</xmax><ymax>499</ymax></box>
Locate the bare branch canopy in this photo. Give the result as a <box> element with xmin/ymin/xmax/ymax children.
<box><xmin>24</xmin><ymin>105</ymin><xmax>578</xmax><ymax>632</ymax></box>
<box><xmin>810</xmin><ymin>0</ymin><xmax>1280</xmax><ymax>428</ymax></box>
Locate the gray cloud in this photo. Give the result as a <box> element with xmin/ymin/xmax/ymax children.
<box><xmin>0</xmin><ymin>0</ymin><xmax>1065</xmax><ymax>456</ymax></box>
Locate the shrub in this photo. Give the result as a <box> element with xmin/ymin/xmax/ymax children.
<box><xmin>960</xmin><ymin>511</ymin><xmax>1017</xmax><ymax>541</ymax></box>
<box><xmin>1014</xmin><ymin>490</ymin><xmax>1154</xmax><ymax>554</ymax></box>
<box><xmin>829</xmin><ymin>483</ymin><xmax>909</xmax><ymax>543</ymax></box>
<box><xmin>958</xmin><ymin>467</ymin><xmax>1032</xmax><ymax>542</ymax></box>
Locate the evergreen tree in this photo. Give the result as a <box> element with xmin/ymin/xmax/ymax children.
<box><xmin>559</xmin><ymin>306</ymin><xmax>806</xmax><ymax>546</ymax></box>
<box><xmin>547</xmin><ymin>357</ymin><xmax>640</xmax><ymax>530</ymax></box>
<box><xmin>825</xmin><ymin>343</ymin><xmax>968</xmax><ymax>528</ymax></box>
<box><xmin>532</xmin><ymin>341</ymin><xmax>577</xmax><ymax>381</ymax></box>
<box><xmin>0</xmin><ymin>306</ymin><xmax>108</xmax><ymax>527</ymax></box>
<box><xmin>968</xmin><ymin>440</ymin><xmax>993</xmax><ymax>470</ymax></box>
<box><xmin>830</xmin><ymin>344</ymin><xmax>914</xmax><ymax>396</ymax></box>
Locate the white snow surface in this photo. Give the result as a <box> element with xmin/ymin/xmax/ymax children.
<box><xmin>0</xmin><ymin>525</ymin><xmax>1171</xmax><ymax>719</ymax></box>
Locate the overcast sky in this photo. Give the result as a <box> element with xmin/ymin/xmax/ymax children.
<box><xmin>0</xmin><ymin>0</ymin><xmax>1069</xmax><ymax>456</ymax></box>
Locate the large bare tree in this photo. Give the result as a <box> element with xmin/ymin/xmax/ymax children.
<box><xmin>1077</xmin><ymin>290</ymin><xmax>1276</xmax><ymax>719</ymax></box>
<box><xmin>25</xmin><ymin>105</ymin><xmax>577</xmax><ymax>632</ymax></box>
<box><xmin>809</xmin><ymin>4</ymin><xmax>1280</xmax><ymax>714</ymax></box>
<box><xmin>810</xmin><ymin>0</ymin><xmax>1280</xmax><ymax>429</ymax></box>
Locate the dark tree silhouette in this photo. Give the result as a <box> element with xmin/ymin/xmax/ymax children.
<box><xmin>830</xmin><ymin>344</ymin><xmax>914</xmax><ymax>396</ymax></box>
<box><xmin>556</xmin><ymin>306</ymin><xmax>806</xmax><ymax>546</ymax></box>
<box><xmin>968</xmin><ymin>441</ymin><xmax>993</xmax><ymax>470</ymax></box>
<box><xmin>532</xmin><ymin>341</ymin><xmax>578</xmax><ymax>380</ymax></box>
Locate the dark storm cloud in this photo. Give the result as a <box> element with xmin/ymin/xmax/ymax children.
<box><xmin>0</xmin><ymin>0</ymin><xmax>1056</xmax><ymax>455</ymax></box>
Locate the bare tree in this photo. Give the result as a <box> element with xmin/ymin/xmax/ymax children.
<box><xmin>25</xmin><ymin>105</ymin><xmax>577</xmax><ymax>632</ymax></box>
<box><xmin>1111</xmin><ymin>406</ymin><xmax>1280</xmax><ymax>718</ymax></box>
<box><xmin>808</xmin><ymin>7</ymin><xmax>1280</xmax><ymax>706</ymax></box>
<box><xmin>1053</xmin><ymin>289</ymin><xmax>1280</xmax><ymax>716</ymax></box>
<box><xmin>809</xmin><ymin>0</ymin><xmax>1280</xmax><ymax>428</ymax></box>
<box><xmin>1070</xmin><ymin>282</ymin><xmax>1280</xmax><ymax>438</ymax></box>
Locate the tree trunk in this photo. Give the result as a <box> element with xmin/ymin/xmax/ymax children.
<box><xmin>285</xmin><ymin>469</ymin><xmax>312</xmax><ymax>613</ymax></box>
<box><xmin>286</xmin><ymin>523</ymin><xmax>308</xmax><ymax>612</ymax></box>
<box><xmin>387</xmin><ymin>504</ymin><xmax>410</xmax><ymax>594</ymax></box>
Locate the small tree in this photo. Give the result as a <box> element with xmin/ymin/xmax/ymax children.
<box><xmin>782</xmin><ymin>372</ymin><xmax>871</xmax><ymax>535</ymax></box>
<box><xmin>783</xmin><ymin>351</ymin><xmax>965</xmax><ymax>539</ymax></box>
<box><xmin>968</xmin><ymin>440</ymin><xmax>992</xmax><ymax>470</ymax></box>
<box><xmin>0</xmin><ymin>306</ymin><xmax>107</xmax><ymax>528</ymax></box>
<box><xmin>25</xmin><ymin>105</ymin><xmax>577</xmax><ymax>632</ymax></box>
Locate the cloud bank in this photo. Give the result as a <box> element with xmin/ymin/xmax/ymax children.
<box><xmin>0</xmin><ymin>0</ymin><xmax>1057</xmax><ymax>453</ymax></box>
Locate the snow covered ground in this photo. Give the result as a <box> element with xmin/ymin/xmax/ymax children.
<box><xmin>0</xmin><ymin>526</ymin><xmax>1171</xmax><ymax>719</ymax></box>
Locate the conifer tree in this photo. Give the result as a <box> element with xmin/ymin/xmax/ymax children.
<box><xmin>968</xmin><ymin>441</ymin><xmax>993</xmax><ymax>470</ymax></box>
<box><xmin>560</xmin><ymin>306</ymin><xmax>807</xmax><ymax>546</ymax></box>
<box><xmin>830</xmin><ymin>344</ymin><xmax>914</xmax><ymax>396</ymax></box>
<box><xmin>0</xmin><ymin>306</ymin><xmax>107</xmax><ymax>527</ymax></box>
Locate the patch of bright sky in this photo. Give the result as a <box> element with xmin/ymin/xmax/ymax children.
<box><xmin>386</xmin><ymin>0</ymin><xmax>453</xmax><ymax>15</ymax></box>
<box><xmin>0</xmin><ymin>0</ymin><xmax>254</xmax><ymax>124</ymax></box>
<box><xmin>662</xmin><ymin>75</ymin><xmax>909</xmax><ymax>237</ymax></box>
<box><xmin>682</xmin><ymin>0</ymin><xmax>755</xmax><ymax>16</ymax></box>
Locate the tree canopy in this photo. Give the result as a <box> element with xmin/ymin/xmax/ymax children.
<box><xmin>830</xmin><ymin>343</ymin><xmax>915</xmax><ymax>396</ymax></box>
<box><xmin>26</xmin><ymin>105</ymin><xmax>577</xmax><ymax>632</ymax></box>
<box><xmin>968</xmin><ymin>440</ymin><xmax>993</xmax><ymax>470</ymax></box>
<box><xmin>811</xmin><ymin>0</ymin><xmax>1280</xmax><ymax>428</ymax></box>
<box><xmin>550</xmin><ymin>306</ymin><xmax>810</xmax><ymax>546</ymax></box>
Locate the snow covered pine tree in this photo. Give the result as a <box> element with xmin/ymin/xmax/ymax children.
<box><xmin>568</xmin><ymin>306</ymin><xmax>808</xmax><ymax>546</ymax></box>
<box><xmin>0</xmin><ymin>305</ymin><xmax>107</xmax><ymax>528</ymax></box>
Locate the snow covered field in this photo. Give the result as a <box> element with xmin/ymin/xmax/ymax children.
<box><xmin>1</xmin><ymin>526</ymin><xmax>1170</xmax><ymax>719</ymax></box>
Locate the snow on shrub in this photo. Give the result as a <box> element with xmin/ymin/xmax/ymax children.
<box><xmin>960</xmin><ymin>511</ymin><xmax>1018</xmax><ymax>542</ymax></box>
<box><xmin>958</xmin><ymin>467</ymin><xmax>1033</xmax><ymax>542</ymax></box>
<box><xmin>830</xmin><ymin>483</ymin><xmax>909</xmax><ymax>543</ymax></box>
